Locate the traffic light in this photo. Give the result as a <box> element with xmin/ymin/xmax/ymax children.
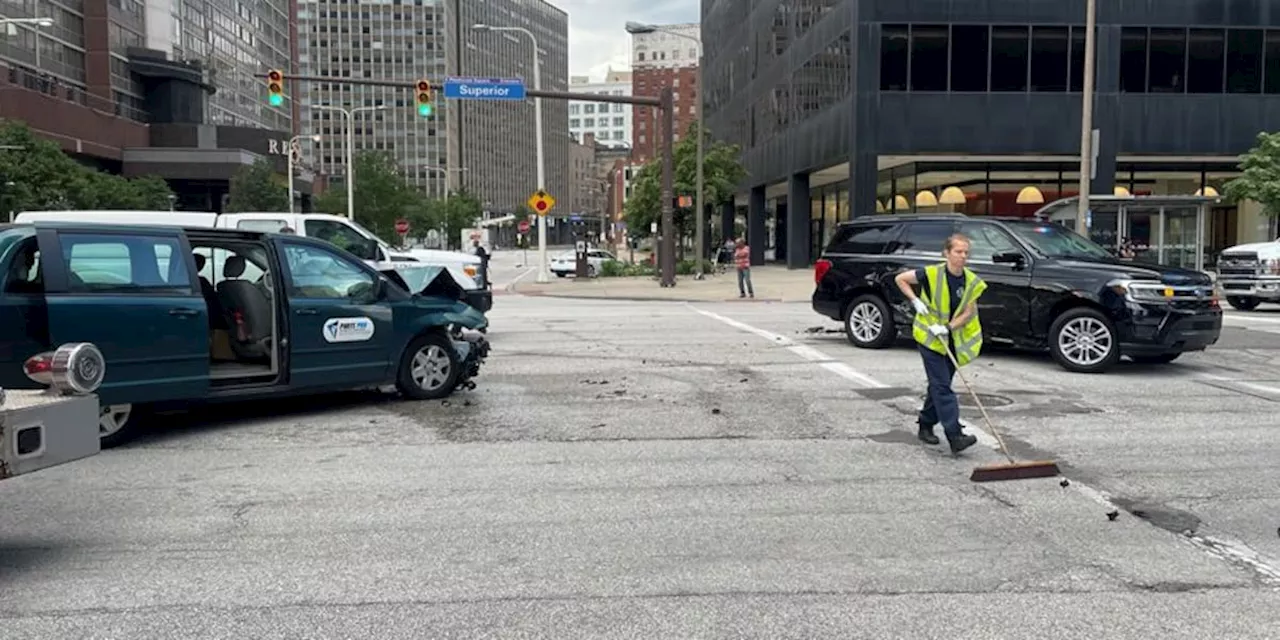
<box><xmin>266</xmin><ymin>69</ymin><xmax>284</xmax><ymax>106</ymax></box>
<box><xmin>415</xmin><ymin>80</ymin><xmax>433</xmax><ymax>117</ymax></box>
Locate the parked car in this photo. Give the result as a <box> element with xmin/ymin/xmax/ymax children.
<box><xmin>1215</xmin><ymin>236</ymin><xmax>1280</xmax><ymax>310</ymax></box>
<box><xmin>550</xmin><ymin>249</ymin><xmax>617</xmax><ymax>278</ymax></box>
<box><xmin>0</xmin><ymin>221</ymin><xmax>489</xmax><ymax>447</ymax></box>
<box><xmin>811</xmin><ymin>214</ymin><xmax>1222</xmax><ymax>374</ymax></box>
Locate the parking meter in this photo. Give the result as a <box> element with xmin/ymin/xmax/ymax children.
<box><xmin>574</xmin><ymin>240</ymin><xmax>589</xmax><ymax>277</ymax></box>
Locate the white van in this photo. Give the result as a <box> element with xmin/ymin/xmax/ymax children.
<box><xmin>12</xmin><ymin>210</ymin><xmax>485</xmax><ymax>290</ymax></box>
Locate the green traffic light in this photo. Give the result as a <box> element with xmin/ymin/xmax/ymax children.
<box><xmin>418</xmin><ymin>103</ymin><xmax>433</xmax><ymax>117</ymax></box>
<box><xmin>268</xmin><ymin>94</ymin><xmax>284</xmax><ymax>106</ymax></box>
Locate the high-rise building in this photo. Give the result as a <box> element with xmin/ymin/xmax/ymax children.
<box><xmin>295</xmin><ymin>0</ymin><xmax>448</xmax><ymax>195</ymax></box>
<box><xmin>568</xmin><ymin>69</ymin><xmax>632</xmax><ymax>149</ymax></box>
<box><xmin>446</xmin><ymin>0</ymin><xmax>570</xmax><ymax>215</ymax></box>
<box><xmin>628</xmin><ymin>23</ymin><xmax>699</xmax><ymax>164</ymax></box>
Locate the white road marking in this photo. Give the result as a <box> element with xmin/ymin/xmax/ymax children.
<box><xmin>1222</xmin><ymin>313</ymin><xmax>1280</xmax><ymax>325</ymax></box>
<box><xmin>691</xmin><ymin>303</ymin><xmax>1280</xmax><ymax>585</ymax></box>
<box><xmin>1196</xmin><ymin>372</ymin><xmax>1280</xmax><ymax>397</ymax></box>
<box><xmin>505</xmin><ymin>267</ymin><xmax>536</xmax><ymax>289</ymax></box>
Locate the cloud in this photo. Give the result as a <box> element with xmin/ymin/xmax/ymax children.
<box><xmin>552</xmin><ymin>0</ymin><xmax>699</xmax><ymax>80</ymax></box>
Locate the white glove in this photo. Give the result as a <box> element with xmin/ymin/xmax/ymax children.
<box><xmin>928</xmin><ymin>324</ymin><xmax>949</xmax><ymax>337</ymax></box>
<box><xmin>911</xmin><ymin>298</ymin><xmax>929</xmax><ymax>315</ymax></box>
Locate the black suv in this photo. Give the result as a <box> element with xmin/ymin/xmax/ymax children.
<box><xmin>811</xmin><ymin>214</ymin><xmax>1223</xmax><ymax>373</ymax></box>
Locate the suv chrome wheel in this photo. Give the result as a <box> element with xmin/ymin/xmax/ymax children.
<box><xmin>843</xmin><ymin>294</ymin><xmax>895</xmax><ymax>349</ymax></box>
<box><xmin>1048</xmin><ymin>307</ymin><xmax>1121</xmax><ymax>373</ymax></box>
<box><xmin>848</xmin><ymin>301</ymin><xmax>883</xmax><ymax>343</ymax></box>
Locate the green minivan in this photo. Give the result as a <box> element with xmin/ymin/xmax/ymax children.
<box><xmin>0</xmin><ymin>221</ymin><xmax>490</xmax><ymax>447</ymax></box>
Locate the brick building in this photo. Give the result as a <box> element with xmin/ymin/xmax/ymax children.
<box><xmin>628</xmin><ymin>23</ymin><xmax>700</xmax><ymax>164</ymax></box>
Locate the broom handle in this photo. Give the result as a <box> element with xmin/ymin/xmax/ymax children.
<box><xmin>942</xmin><ymin>340</ymin><xmax>1015</xmax><ymax>463</ymax></box>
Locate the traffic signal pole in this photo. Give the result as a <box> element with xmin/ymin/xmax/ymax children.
<box><xmin>256</xmin><ymin>73</ymin><xmax>676</xmax><ymax>285</ymax></box>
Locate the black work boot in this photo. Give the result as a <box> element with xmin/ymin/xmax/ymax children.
<box><xmin>948</xmin><ymin>433</ymin><xmax>979</xmax><ymax>455</ymax></box>
<box><xmin>917</xmin><ymin>424</ymin><xmax>940</xmax><ymax>445</ymax></box>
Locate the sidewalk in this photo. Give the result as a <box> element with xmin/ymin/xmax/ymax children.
<box><xmin>510</xmin><ymin>265</ymin><xmax>816</xmax><ymax>302</ymax></box>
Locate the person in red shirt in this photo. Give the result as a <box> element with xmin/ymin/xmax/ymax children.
<box><xmin>734</xmin><ymin>238</ymin><xmax>753</xmax><ymax>298</ymax></box>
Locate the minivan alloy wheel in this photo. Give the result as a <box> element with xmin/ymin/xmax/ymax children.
<box><xmin>848</xmin><ymin>301</ymin><xmax>884</xmax><ymax>343</ymax></box>
<box><xmin>100</xmin><ymin>404</ymin><xmax>132</xmax><ymax>438</ymax></box>
<box><xmin>411</xmin><ymin>345</ymin><xmax>453</xmax><ymax>391</ymax></box>
<box><xmin>1057</xmin><ymin>316</ymin><xmax>1114</xmax><ymax>367</ymax></box>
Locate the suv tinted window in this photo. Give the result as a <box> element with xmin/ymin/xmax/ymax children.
<box><xmin>826</xmin><ymin>222</ymin><xmax>901</xmax><ymax>255</ymax></box>
<box><xmin>892</xmin><ymin>220</ymin><xmax>957</xmax><ymax>255</ymax></box>
<box><xmin>959</xmin><ymin>221</ymin><xmax>1021</xmax><ymax>261</ymax></box>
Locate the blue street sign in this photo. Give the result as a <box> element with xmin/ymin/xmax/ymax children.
<box><xmin>443</xmin><ymin>77</ymin><xmax>527</xmax><ymax>100</ymax></box>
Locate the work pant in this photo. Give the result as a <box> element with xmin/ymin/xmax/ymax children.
<box><xmin>917</xmin><ymin>343</ymin><xmax>964</xmax><ymax>439</ymax></box>
<box><xmin>737</xmin><ymin>267</ymin><xmax>754</xmax><ymax>296</ymax></box>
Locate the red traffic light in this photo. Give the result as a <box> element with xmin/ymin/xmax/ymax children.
<box><xmin>416</xmin><ymin>80</ymin><xmax>430</xmax><ymax>92</ymax></box>
<box><xmin>267</xmin><ymin>69</ymin><xmax>282</xmax><ymax>82</ymax></box>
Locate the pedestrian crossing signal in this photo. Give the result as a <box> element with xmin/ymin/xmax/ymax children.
<box><xmin>266</xmin><ymin>69</ymin><xmax>284</xmax><ymax>107</ymax></box>
<box><xmin>415</xmin><ymin>80</ymin><xmax>433</xmax><ymax>117</ymax></box>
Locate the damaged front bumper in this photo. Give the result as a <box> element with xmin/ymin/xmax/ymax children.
<box><xmin>451</xmin><ymin>330</ymin><xmax>491</xmax><ymax>391</ymax></box>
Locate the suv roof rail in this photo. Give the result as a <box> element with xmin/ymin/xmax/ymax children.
<box><xmin>836</xmin><ymin>213</ymin><xmax>968</xmax><ymax>225</ymax></box>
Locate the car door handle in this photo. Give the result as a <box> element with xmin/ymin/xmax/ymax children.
<box><xmin>168</xmin><ymin>308</ymin><xmax>199</xmax><ymax>317</ymax></box>
<box><xmin>295</xmin><ymin>308</ymin><xmax>319</xmax><ymax>315</ymax></box>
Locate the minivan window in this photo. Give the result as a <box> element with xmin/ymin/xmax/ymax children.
<box><xmin>827</xmin><ymin>223</ymin><xmax>901</xmax><ymax>255</ymax></box>
<box><xmin>892</xmin><ymin>220</ymin><xmax>957</xmax><ymax>255</ymax></box>
<box><xmin>59</xmin><ymin>233</ymin><xmax>191</xmax><ymax>293</ymax></box>
<box><xmin>1006</xmin><ymin>222</ymin><xmax>1112</xmax><ymax>260</ymax></box>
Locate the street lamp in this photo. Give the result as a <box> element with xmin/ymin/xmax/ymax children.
<box><xmin>424</xmin><ymin>166</ymin><xmax>469</xmax><ymax>199</ymax></box>
<box><xmin>312</xmin><ymin>104</ymin><xmax>387</xmax><ymax>219</ymax></box>
<box><xmin>472</xmin><ymin>22</ymin><xmax>550</xmax><ymax>283</ymax></box>
<box><xmin>1075</xmin><ymin>0</ymin><xmax>1098</xmax><ymax>236</ymax></box>
<box><xmin>626</xmin><ymin>21</ymin><xmax>706</xmax><ymax>278</ymax></box>
<box><xmin>287</xmin><ymin>134</ymin><xmax>322</xmax><ymax>213</ymax></box>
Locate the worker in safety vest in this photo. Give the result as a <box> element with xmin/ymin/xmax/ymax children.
<box><xmin>893</xmin><ymin>233</ymin><xmax>987</xmax><ymax>455</ymax></box>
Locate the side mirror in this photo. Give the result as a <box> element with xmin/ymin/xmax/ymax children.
<box><xmin>992</xmin><ymin>251</ymin><xmax>1025</xmax><ymax>265</ymax></box>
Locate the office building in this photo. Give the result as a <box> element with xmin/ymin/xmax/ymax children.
<box><xmin>446</xmin><ymin>0</ymin><xmax>570</xmax><ymax>215</ymax></box>
<box><xmin>630</xmin><ymin>22</ymin><xmax>699</xmax><ymax>163</ymax></box>
<box><xmin>703</xmin><ymin>0</ymin><xmax>1280</xmax><ymax>268</ymax></box>
<box><xmin>296</xmin><ymin>0</ymin><xmax>447</xmax><ymax>195</ymax></box>
<box><xmin>569</xmin><ymin>69</ymin><xmax>632</xmax><ymax>149</ymax></box>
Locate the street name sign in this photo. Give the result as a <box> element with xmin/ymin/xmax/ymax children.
<box><xmin>443</xmin><ymin>77</ymin><xmax>527</xmax><ymax>100</ymax></box>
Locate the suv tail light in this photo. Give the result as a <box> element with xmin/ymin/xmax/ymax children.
<box><xmin>814</xmin><ymin>259</ymin><xmax>832</xmax><ymax>285</ymax></box>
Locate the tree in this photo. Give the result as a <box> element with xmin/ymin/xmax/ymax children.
<box><xmin>622</xmin><ymin>121</ymin><xmax>748</xmax><ymax>240</ymax></box>
<box><xmin>314</xmin><ymin>151</ymin><xmax>425</xmax><ymax>243</ymax></box>
<box><xmin>0</xmin><ymin>120</ymin><xmax>173</xmax><ymax>212</ymax></box>
<box><xmin>1224</xmin><ymin>131</ymin><xmax>1280</xmax><ymax>220</ymax></box>
<box><xmin>226</xmin><ymin>158</ymin><xmax>288</xmax><ymax>212</ymax></box>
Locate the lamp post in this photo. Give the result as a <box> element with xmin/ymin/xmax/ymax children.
<box><xmin>424</xmin><ymin>166</ymin><xmax>469</xmax><ymax>199</ymax></box>
<box><xmin>312</xmin><ymin>104</ymin><xmax>387</xmax><ymax>219</ymax></box>
<box><xmin>626</xmin><ymin>21</ymin><xmax>705</xmax><ymax>278</ymax></box>
<box><xmin>1075</xmin><ymin>0</ymin><xmax>1098</xmax><ymax>235</ymax></box>
<box><xmin>472</xmin><ymin>22</ymin><xmax>549</xmax><ymax>283</ymax></box>
<box><xmin>287</xmin><ymin>134</ymin><xmax>321</xmax><ymax>213</ymax></box>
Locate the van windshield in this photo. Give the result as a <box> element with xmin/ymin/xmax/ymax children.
<box><xmin>1006</xmin><ymin>222</ymin><xmax>1113</xmax><ymax>260</ymax></box>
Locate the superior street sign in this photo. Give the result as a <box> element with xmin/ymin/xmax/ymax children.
<box><xmin>443</xmin><ymin>77</ymin><xmax>527</xmax><ymax>100</ymax></box>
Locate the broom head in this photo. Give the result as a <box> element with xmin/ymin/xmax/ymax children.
<box><xmin>970</xmin><ymin>460</ymin><xmax>1061</xmax><ymax>483</ymax></box>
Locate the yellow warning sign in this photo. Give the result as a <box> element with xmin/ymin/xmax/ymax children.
<box><xmin>527</xmin><ymin>189</ymin><xmax>555</xmax><ymax>216</ymax></box>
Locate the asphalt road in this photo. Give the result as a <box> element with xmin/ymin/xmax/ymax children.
<box><xmin>2</xmin><ymin>273</ymin><xmax>1279</xmax><ymax>638</ymax></box>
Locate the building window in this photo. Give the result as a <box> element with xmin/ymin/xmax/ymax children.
<box><xmin>909</xmin><ymin>25</ymin><xmax>947</xmax><ymax>91</ymax></box>
<box><xmin>1264</xmin><ymin>31</ymin><xmax>1280</xmax><ymax>92</ymax></box>
<box><xmin>991</xmin><ymin>27</ymin><xmax>1029</xmax><ymax>92</ymax></box>
<box><xmin>1120</xmin><ymin>28</ymin><xmax>1147</xmax><ymax>92</ymax></box>
<box><xmin>1227</xmin><ymin>30</ymin><xmax>1264</xmax><ymax>93</ymax></box>
<box><xmin>1149</xmin><ymin>28</ymin><xmax>1187</xmax><ymax>92</ymax></box>
<box><xmin>951</xmin><ymin>25</ymin><xmax>989</xmax><ymax>92</ymax></box>
<box><xmin>880</xmin><ymin>25</ymin><xmax>908</xmax><ymax>90</ymax></box>
<box><xmin>1188</xmin><ymin>29</ymin><xmax>1226</xmax><ymax>93</ymax></box>
<box><xmin>1030</xmin><ymin>26</ymin><xmax>1069</xmax><ymax>92</ymax></box>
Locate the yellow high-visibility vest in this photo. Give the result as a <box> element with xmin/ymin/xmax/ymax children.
<box><xmin>911</xmin><ymin>264</ymin><xmax>988</xmax><ymax>366</ymax></box>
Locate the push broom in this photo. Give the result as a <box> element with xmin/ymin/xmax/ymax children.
<box><xmin>943</xmin><ymin>346</ymin><xmax>1061</xmax><ymax>482</ymax></box>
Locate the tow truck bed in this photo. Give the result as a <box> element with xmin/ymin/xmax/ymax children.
<box><xmin>1</xmin><ymin>391</ymin><xmax>100</xmax><ymax>480</ymax></box>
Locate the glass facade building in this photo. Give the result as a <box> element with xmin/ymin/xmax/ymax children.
<box><xmin>703</xmin><ymin>0</ymin><xmax>1280</xmax><ymax>267</ymax></box>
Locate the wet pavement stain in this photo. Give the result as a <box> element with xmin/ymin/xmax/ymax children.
<box><xmin>1110</xmin><ymin>497</ymin><xmax>1203</xmax><ymax>535</ymax></box>
<box><xmin>956</xmin><ymin>393</ymin><xmax>1015</xmax><ymax>408</ymax></box>
<box><xmin>865</xmin><ymin>429</ymin><xmax>920</xmax><ymax>445</ymax></box>
<box><xmin>855</xmin><ymin>387</ymin><xmax>916</xmax><ymax>401</ymax></box>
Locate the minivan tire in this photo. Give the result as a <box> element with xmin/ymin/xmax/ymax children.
<box><xmin>1048</xmin><ymin>307</ymin><xmax>1121</xmax><ymax>373</ymax></box>
<box><xmin>844</xmin><ymin>294</ymin><xmax>895</xmax><ymax>349</ymax></box>
<box><xmin>1226</xmin><ymin>296</ymin><xmax>1260</xmax><ymax>311</ymax></box>
<box><xmin>99</xmin><ymin>404</ymin><xmax>140</xmax><ymax>449</ymax></box>
<box><xmin>397</xmin><ymin>331</ymin><xmax>462</xmax><ymax>400</ymax></box>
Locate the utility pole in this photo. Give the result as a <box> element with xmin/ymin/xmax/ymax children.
<box><xmin>1075</xmin><ymin>0</ymin><xmax>1098</xmax><ymax>235</ymax></box>
<box><xmin>659</xmin><ymin>87</ymin><xmax>676</xmax><ymax>287</ymax></box>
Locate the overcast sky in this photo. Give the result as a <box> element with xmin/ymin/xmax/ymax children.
<box><xmin>555</xmin><ymin>0</ymin><xmax>698</xmax><ymax>79</ymax></box>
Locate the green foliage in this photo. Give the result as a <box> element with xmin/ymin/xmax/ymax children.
<box><xmin>599</xmin><ymin>259</ymin><xmax>655</xmax><ymax>277</ymax></box>
<box><xmin>1224</xmin><ymin>131</ymin><xmax>1280</xmax><ymax>218</ymax></box>
<box><xmin>226</xmin><ymin>158</ymin><xmax>289</xmax><ymax>212</ymax></box>
<box><xmin>0</xmin><ymin>120</ymin><xmax>174</xmax><ymax>212</ymax></box>
<box><xmin>430</xmin><ymin>188</ymin><xmax>484</xmax><ymax>250</ymax></box>
<box><xmin>677</xmin><ymin>258</ymin><xmax>715</xmax><ymax>275</ymax></box>
<box><xmin>623</xmin><ymin>121</ymin><xmax>748</xmax><ymax>239</ymax></box>
<box><xmin>314</xmin><ymin>151</ymin><xmax>427</xmax><ymax>243</ymax></box>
